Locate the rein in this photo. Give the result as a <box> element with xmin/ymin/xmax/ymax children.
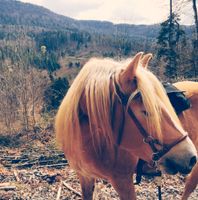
<box><xmin>113</xmin><ymin>77</ymin><xmax>188</xmax><ymax>163</ymax></box>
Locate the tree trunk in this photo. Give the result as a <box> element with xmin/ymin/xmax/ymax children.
<box><xmin>192</xmin><ymin>0</ymin><xmax>198</xmax><ymax>76</ymax></box>
<box><xmin>169</xmin><ymin>0</ymin><xmax>177</xmax><ymax>78</ymax></box>
<box><xmin>192</xmin><ymin>0</ymin><xmax>198</xmax><ymax>40</ymax></box>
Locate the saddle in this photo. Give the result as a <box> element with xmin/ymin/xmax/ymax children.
<box><xmin>163</xmin><ymin>82</ymin><xmax>191</xmax><ymax>114</ymax></box>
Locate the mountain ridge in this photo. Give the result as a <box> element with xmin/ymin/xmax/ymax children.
<box><xmin>0</xmin><ymin>0</ymin><xmax>164</xmax><ymax>38</ymax></box>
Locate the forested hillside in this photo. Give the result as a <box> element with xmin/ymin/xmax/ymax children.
<box><xmin>0</xmin><ymin>0</ymin><xmax>197</xmax><ymax>133</ymax></box>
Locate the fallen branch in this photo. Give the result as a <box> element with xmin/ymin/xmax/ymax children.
<box><xmin>0</xmin><ymin>185</ymin><xmax>16</xmax><ymax>190</ymax></box>
<box><xmin>37</xmin><ymin>163</ymin><xmax>67</xmax><ymax>169</ymax></box>
<box><xmin>56</xmin><ymin>181</ymin><xmax>62</xmax><ymax>200</ymax></box>
<box><xmin>0</xmin><ymin>183</ymin><xmax>11</xmax><ymax>187</ymax></box>
<box><xmin>13</xmin><ymin>169</ymin><xmax>20</xmax><ymax>182</ymax></box>
<box><xmin>1</xmin><ymin>149</ymin><xmax>67</xmax><ymax>170</ymax></box>
<box><xmin>62</xmin><ymin>181</ymin><xmax>81</xmax><ymax>197</ymax></box>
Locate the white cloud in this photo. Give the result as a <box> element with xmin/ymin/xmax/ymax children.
<box><xmin>21</xmin><ymin>0</ymin><xmax>44</xmax><ymax>6</ymax></box>
<box><xmin>20</xmin><ymin>0</ymin><xmax>194</xmax><ymax>25</ymax></box>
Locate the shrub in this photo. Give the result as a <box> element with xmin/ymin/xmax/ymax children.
<box><xmin>43</xmin><ymin>77</ymin><xmax>69</xmax><ymax>111</ymax></box>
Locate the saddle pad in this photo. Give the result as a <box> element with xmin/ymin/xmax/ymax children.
<box><xmin>163</xmin><ymin>82</ymin><xmax>191</xmax><ymax>114</ymax></box>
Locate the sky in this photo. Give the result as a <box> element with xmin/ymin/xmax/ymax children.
<box><xmin>20</xmin><ymin>0</ymin><xmax>195</xmax><ymax>25</ymax></box>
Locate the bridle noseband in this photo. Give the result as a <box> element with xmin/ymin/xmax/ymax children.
<box><xmin>113</xmin><ymin>76</ymin><xmax>188</xmax><ymax>164</ymax></box>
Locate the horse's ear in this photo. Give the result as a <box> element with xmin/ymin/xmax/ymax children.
<box><xmin>141</xmin><ymin>53</ymin><xmax>153</xmax><ymax>68</ymax></box>
<box><xmin>120</xmin><ymin>52</ymin><xmax>143</xmax><ymax>82</ymax></box>
<box><xmin>119</xmin><ymin>52</ymin><xmax>143</xmax><ymax>93</ymax></box>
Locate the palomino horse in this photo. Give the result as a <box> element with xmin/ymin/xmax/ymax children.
<box><xmin>55</xmin><ymin>52</ymin><xmax>197</xmax><ymax>200</ymax></box>
<box><xmin>173</xmin><ymin>81</ymin><xmax>198</xmax><ymax>200</ymax></box>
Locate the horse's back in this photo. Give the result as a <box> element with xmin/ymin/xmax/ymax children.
<box><xmin>174</xmin><ymin>81</ymin><xmax>198</xmax><ymax>145</ymax></box>
<box><xmin>173</xmin><ymin>81</ymin><xmax>198</xmax><ymax>98</ymax></box>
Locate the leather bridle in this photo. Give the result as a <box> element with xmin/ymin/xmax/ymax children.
<box><xmin>113</xmin><ymin>76</ymin><xmax>188</xmax><ymax>164</ymax></box>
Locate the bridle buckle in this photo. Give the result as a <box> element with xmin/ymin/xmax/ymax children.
<box><xmin>143</xmin><ymin>135</ymin><xmax>155</xmax><ymax>144</ymax></box>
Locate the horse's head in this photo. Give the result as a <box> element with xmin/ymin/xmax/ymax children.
<box><xmin>114</xmin><ymin>52</ymin><xmax>197</xmax><ymax>175</ymax></box>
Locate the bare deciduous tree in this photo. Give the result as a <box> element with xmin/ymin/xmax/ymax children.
<box><xmin>0</xmin><ymin>63</ymin><xmax>49</xmax><ymax>133</ymax></box>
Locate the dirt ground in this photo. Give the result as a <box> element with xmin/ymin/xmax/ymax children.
<box><xmin>0</xmin><ymin>134</ymin><xmax>198</xmax><ymax>200</ymax></box>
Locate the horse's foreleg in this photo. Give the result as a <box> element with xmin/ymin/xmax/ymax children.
<box><xmin>182</xmin><ymin>163</ymin><xmax>198</xmax><ymax>200</ymax></box>
<box><xmin>78</xmin><ymin>174</ymin><xmax>95</xmax><ymax>200</ymax></box>
<box><xmin>110</xmin><ymin>174</ymin><xmax>136</xmax><ymax>200</ymax></box>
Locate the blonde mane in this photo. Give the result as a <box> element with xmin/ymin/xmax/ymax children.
<box><xmin>55</xmin><ymin>57</ymin><xmax>183</xmax><ymax>159</ymax></box>
<box><xmin>135</xmin><ymin>67</ymin><xmax>182</xmax><ymax>140</ymax></box>
<box><xmin>55</xmin><ymin>58</ymin><xmax>121</xmax><ymax>157</ymax></box>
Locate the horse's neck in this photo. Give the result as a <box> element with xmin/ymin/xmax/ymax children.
<box><xmin>178</xmin><ymin>93</ymin><xmax>198</xmax><ymax>148</ymax></box>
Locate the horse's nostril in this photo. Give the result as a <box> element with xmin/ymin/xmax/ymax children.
<box><xmin>189</xmin><ymin>156</ymin><xmax>197</xmax><ymax>168</ymax></box>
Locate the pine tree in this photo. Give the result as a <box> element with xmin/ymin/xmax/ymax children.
<box><xmin>157</xmin><ymin>13</ymin><xmax>185</xmax><ymax>79</ymax></box>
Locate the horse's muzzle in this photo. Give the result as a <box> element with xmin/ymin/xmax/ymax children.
<box><xmin>162</xmin><ymin>155</ymin><xmax>197</xmax><ymax>175</ymax></box>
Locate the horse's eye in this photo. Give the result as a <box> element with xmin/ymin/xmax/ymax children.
<box><xmin>142</xmin><ymin>110</ymin><xmax>149</xmax><ymax>117</ymax></box>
